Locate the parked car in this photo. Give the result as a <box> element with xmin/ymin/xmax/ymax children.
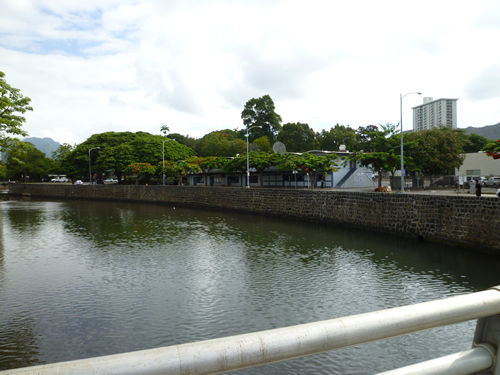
<box><xmin>103</xmin><ymin>178</ymin><xmax>118</xmax><ymax>184</ymax></box>
<box><xmin>75</xmin><ymin>180</ymin><xmax>83</xmax><ymax>185</ymax></box>
<box><xmin>432</xmin><ymin>176</ymin><xmax>457</xmax><ymax>187</ymax></box>
<box><xmin>51</xmin><ymin>176</ymin><xmax>70</xmax><ymax>183</ymax></box>
<box><xmin>483</xmin><ymin>177</ymin><xmax>500</xmax><ymax>187</ymax></box>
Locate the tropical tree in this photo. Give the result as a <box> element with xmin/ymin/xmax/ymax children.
<box><xmin>404</xmin><ymin>128</ymin><xmax>465</xmax><ymax>180</ymax></box>
<box><xmin>188</xmin><ymin>156</ymin><xmax>226</xmax><ymax>186</ymax></box>
<box><xmin>0</xmin><ymin>71</ymin><xmax>32</xmax><ymax>149</ymax></box>
<box><xmin>297</xmin><ymin>153</ymin><xmax>338</xmax><ymax>189</ymax></box>
<box><xmin>253</xmin><ymin>136</ymin><xmax>272</xmax><ymax>152</ymax></box>
<box><xmin>484</xmin><ymin>139</ymin><xmax>500</xmax><ymax>159</ymax></box>
<box><xmin>241</xmin><ymin>95</ymin><xmax>282</xmax><ymax>143</ymax></box>
<box><xmin>60</xmin><ymin>132</ymin><xmax>195</xmax><ymax>181</ymax></box>
<box><xmin>125</xmin><ymin>162</ymin><xmax>156</xmax><ymax>184</ymax></box>
<box><xmin>317</xmin><ymin>124</ymin><xmax>357</xmax><ymax>152</ymax></box>
<box><xmin>199</xmin><ymin>130</ymin><xmax>246</xmax><ymax>156</ymax></box>
<box><xmin>4</xmin><ymin>139</ymin><xmax>54</xmax><ymax>181</ymax></box>
<box><xmin>277</xmin><ymin>122</ymin><xmax>317</xmax><ymax>152</ymax></box>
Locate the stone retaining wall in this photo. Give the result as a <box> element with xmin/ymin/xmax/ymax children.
<box><xmin>8</xmin><ymin>184</ymin><xmax>500</xmax><ymax>253</ymax></box>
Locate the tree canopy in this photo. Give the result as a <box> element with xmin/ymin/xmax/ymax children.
<box><xmin>0</xmin><ymin>71</ymin><xmax>32</xmax><ymax>148</ymax></box>
<box><xmin>241</xmin><ymin>95</ymin><xmax>282</xmax><ymax>143</ymax></box>
<box><xmin>59</xmin><ymin>131</ymin><xmax>195</xmax><ymax>181</ymax></box>
<box><xmin>277</xmin><ymin>122</ymin><xmax>317</xmax><ymax>152</ymax></box>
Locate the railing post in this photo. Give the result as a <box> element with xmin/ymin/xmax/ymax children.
<box><xmin>473</xmin><ymin>314</ymin><xmax>500</xmax><ymax>375</ymax></box>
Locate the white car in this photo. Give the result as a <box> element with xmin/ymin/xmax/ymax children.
<box><xmin>103</xmin><ymin>178</ymin><xmax>118</xmax><ymax>184</ymax></box>
<box><xmin>51</xmin><ymin>177</ymin><xmax>70</xmax><ymax>183</ymax></box>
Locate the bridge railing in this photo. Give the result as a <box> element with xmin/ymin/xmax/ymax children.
<box><xmin>2</xmin><ymin>287</ymin><xmax>500</xmax><ymax>375</ymax></box>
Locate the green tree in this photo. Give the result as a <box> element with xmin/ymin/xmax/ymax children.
<box><xmin>241</xmin><ymin>95</ymin><xmax>282</xmax><ymax>143</ymax></box>
<box><xmin>199</xmin><ymin>130</ymin><xmax>246</xmax><ymax>157</ymax></box>
<box><xmin>62</xmin><ymin>132</ymin><xmax>195</xmax><ymax>181</ymax></box>
<box><xmin>297</xmin><ymin>153</ymin><xmax>338</xmax><ymax>189</ymax></box>
<box><xmin>318</xmin><ymin>124</ymin><xmax>357</xmax><ymax>152</ymax></box>
<box><xmin>188</xmin><ymin>156</ymin><xmax>226</xmax><ymax>186</ymax></box>
<box><xmin>462</xmin><ymin>132</ymin><xmax>492</xmax><ymax>153</ymax></box>
<box><xmin>0</xmin><ymin>71</ymin><xmax>32</xmax><ymax>149</ymax></box>
<box><xmin>277</xmin><ymin>122</ymin><xmax>317</xmax><ymax>152</ymax></box>
<box><xmin>484</xmin><ymin>139</ymin><xmax>500</xmax><ymax>159</ymax></box>
<box><xmin>166</xmin><ymin>133</ymin><xmax>199</xmax><ymax>153</ymax></box>
<box><xmin>253</xmin><ymin>136</ymin><xmax>272</xmax><ymax>153</ymax></box>
<box><xmin>404</xmin><ymin>128</ymin><xmax>465</xmax><ymax>179</ymax></box>
<box><xmin>5</xmin><ymin>139</ymin><xmax>54</xmax><ymax>181</ymax></box>
<box><xmin>125</xmin><ymin>162</ymin><xmax>156</xmax><ymax>184</ymax></box>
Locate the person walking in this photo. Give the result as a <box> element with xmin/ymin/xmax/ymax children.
<box><xmin>475</xmin><ymin>179</ymin><xmax>482</xmax><ymax>197</ymax></box>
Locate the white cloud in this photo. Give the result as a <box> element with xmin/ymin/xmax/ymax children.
<box><xmin>1</xmin><ymin>0</ymin><xmax>500</xmax><ymax>144</ymax></box>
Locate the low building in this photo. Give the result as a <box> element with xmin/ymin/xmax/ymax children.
<box><xmin>455</xmin><ymin>152</ymin><xmax>500</xmax><ymax>177</ymax></box>
<box><xmin>187</xmin><ymin>151</ymin><xmax>376</xmax><ymax>189</ymax></box>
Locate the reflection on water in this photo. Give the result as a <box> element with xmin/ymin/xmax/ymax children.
<box><xmin>1</xmin><ymin>199</ymin><xmax>499</xmax><ymax>373</ymax></box>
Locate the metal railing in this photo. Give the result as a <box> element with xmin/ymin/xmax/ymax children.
<box><xmin>2</xmin><ymin>287</ymin><xmax>500</xmax><ymax>375</ymax></box>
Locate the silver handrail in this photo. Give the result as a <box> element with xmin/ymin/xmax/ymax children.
<box><xmin>2</xmin><ymin>287</ymin><xmax>500</xmax><ymax>375</ymax></box>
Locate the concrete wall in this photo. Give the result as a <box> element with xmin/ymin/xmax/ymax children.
<box><xmin>8</xmin><ymin>184</ymin><xmax>500</xmax><ymax>253</ymax></box>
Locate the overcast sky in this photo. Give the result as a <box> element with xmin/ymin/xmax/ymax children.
<box><xmin>1</xmin><ymin>0</ymin><xmax>500</xmax><ymax>145</ymax></box>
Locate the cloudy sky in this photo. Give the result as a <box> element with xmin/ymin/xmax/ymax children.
<box><xmin>1</xmin><ymin>0</ymin><xmax>500</xmax><ymax>145</ymax></box>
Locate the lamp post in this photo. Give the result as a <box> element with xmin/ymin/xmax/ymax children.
<box><xmin>88</xmin><ymin>147</ymin><xmax>100</xmax><ymax>184</ymax></box>
<box><xmin>245</xmin><ymin>125</ymin><xmax>261</xmax><ymax>188</ymax></box>
<box><xmin>161</xmin><ymin>126</ymin><xmax>168</xmax><ymax>186</ymax></box>
<box><xmin>400</xmin><ymin>92</ymin><xmax>421</xmax><ymax>192</ymax></box>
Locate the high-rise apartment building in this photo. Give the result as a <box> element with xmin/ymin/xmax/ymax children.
<box><xmin>412</xmin><ymin>97</ymin><xmax>458</xmax><ymax>132</ymax></box>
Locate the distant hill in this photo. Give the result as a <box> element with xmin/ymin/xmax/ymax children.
<box><xmin>24</xmin><ymin>137</ymin><xmax>61</xmax><ymax>158</ymax></box>
<box><xmin>462</xmin><ymin>123</ymin><xmax>500</xmax><ymax>140</ymax></box>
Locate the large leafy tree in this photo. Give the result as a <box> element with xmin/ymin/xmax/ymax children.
<box><xmin>199</xmin><ymin>130</ymin><xmax>246</xmax><ymax>157</ymax></box>
<box><xmin>0</xmin><ymin>71</ymin><xmax>33</xmax><ymax>148</ymax></box>
<box><xmin>317</xmin><ymin>124</ymin><xmax>357</xmax><ymax>152</ymax></box>
<box><xmin>484</xmin><ymin>139</ymin><xmax>500</xmax><ymax>159</ymax></box>
<box><xmin>241</xmin><ymin>95</ymin><xmax>282</xmax><ymax>143</ymax></box>
<box><xmin>404</xmin><ymin>128</ymin><xmax>465</xmax><ymax>178</ymax></box>
<box><xmin>60</xmin><ymin>131</ymin><xmax>195</xmax><ymax>181</ymax></box>
<box><xmin>4</xmin><ymin>139</ymin><xmax>54</xmax><ymax>181</ymax></box>
<box><xmin>297</xmin><ymin>153</ymin><xmax>338</xmax><ymax>189</ymax></box>
<box><xmin>277</xmin><ymin>122</ymin><xmax>317</xmax><ymax>152</ymax></box>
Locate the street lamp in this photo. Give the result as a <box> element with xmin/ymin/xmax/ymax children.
<box><xmin>400</xmin><ymin>92</ymin><xmax>422</xmax><ymax>192</ymax></box>
<box><xmin>161</xmin><ymin>126</ymin><xmax>168</xmax><ymax>186</ymax></box>
<box><xmin>245</xmin><ymin>125</ymin><xmax>261</xmax><ymax>188</ymax></box>
<box><xmin>88</xmin><ymin>147</ymin><xmax>101</xmax><ymax>184</ymax></box>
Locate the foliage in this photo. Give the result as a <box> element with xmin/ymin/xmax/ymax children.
<box><xmin>4</xmin><ymin>139</ymin><xmax>55</xmax><ymax>181</ymax></box>
<box><xmin>241</xmin><ymin>95</ymin><xmax>282</xmax><ymax>143</ymax></box>
<box><xmin>166</xmin><ymin>133</ymin><xmax>199</xmax><ymax>154</ymax></box>
<box><xmin>277</xmin><ymin>122</ymin><xmax>317</xmax><ymax>152</ymax></box>
<box><xmin>253</xmin><ymin>136</ymin><xmax>272</xmax><ymax>152</ymax></box>
<box><xmin>199</xmin><ymin>130</ymin><xmax>246</xmax><ymax>156</ymax></box>
<box><xmin>404</xmin><ymin>128</ymin><xmax>465</xmax><ymax>176</ymax></box>
<box><xmin>187</xmin><ymin>156</ymin><xmax>226</xmax><ymax>185</ymax></box>
<box><xmin>125</xmin><ymin>162</ymin><xmax>156</xmax><ymax>184</ymax></box>
<box><xmin>59</xmin><ymin>131</ymin><xmax>195</xmax><ymax>181</ymax></box>
<box><xmin>0</xmin><ymin>71</ymin><xmax>32</xmax><ymax>149</ymax></box>
<box><xmin>484</xmin><ymin>139</ymin><xmax>500</xmax><ymax>159</ymax></box>
<box><xmin>461</xmin><ymin>132</ymin><xmax>491</xmax><ymax>153</ymax></box>
<box><xmin>317</xmin><ymin>124</ymin><xmax>357</xmax><ymax>152</ymax></box>
<box><xmin>297</xmin><ymin>153</ymin><xmax>338</xmax><ymax>188</ymax></box>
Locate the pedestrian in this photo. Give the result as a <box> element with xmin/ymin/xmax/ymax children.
<box><xmin>475</xmin><ymin>179</ymin><xmax>482</xmax><ymax>197</ymax></box>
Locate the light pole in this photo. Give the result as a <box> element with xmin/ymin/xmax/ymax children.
<box><xmin>400</xmin><ymin>92</ymin><xmax>421</xmax><ymax>192</ymax></box>
<box><xmin>88</xmin><ymin>147</ymin><xmax>100</xmax><ymax>184</ymax></box>
<box><xmin>161</xmin><ymin>126</ymin><xmax>168</xmax><ymax>186</ymax></box>
<box><xmin>245</xmin><ymin>125</ymin><xmax>261</xmax><ymax>188</ymax></box>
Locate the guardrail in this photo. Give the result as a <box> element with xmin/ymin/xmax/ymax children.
<box><xmin>2</xmin><ymin>287</ymin><xmax>500</xmax><ymax>375</ymax></box>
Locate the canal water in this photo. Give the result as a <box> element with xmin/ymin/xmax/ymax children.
<box><xmin>1</xmin><ymin>199</ymin><xmax>499</xmax><ymax>374</ymax></box>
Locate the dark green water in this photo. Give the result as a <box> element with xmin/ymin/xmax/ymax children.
<box><xmin>1</xmin><ymin>199</ymin><xmax>499</xmax><ymax>374</ymax></box>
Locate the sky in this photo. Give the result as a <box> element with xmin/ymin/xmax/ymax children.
<box><xmin>1</xmin><ymin>0</ymin><xmax>500</xmax><ymax>145</ymax></box>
